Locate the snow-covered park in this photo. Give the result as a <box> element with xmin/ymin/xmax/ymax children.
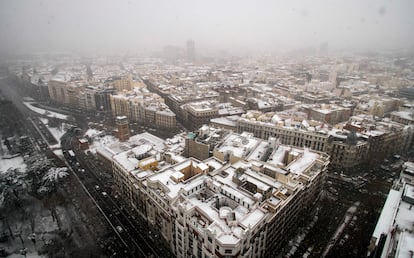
<box><xmin>0</xmin><ymin>136</ymin><xmax>71</xmax><ymax>257</ymax></box>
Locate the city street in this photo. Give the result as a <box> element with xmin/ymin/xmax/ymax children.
<box><xmin>0</xmin><ymin>78</ymin><xmax>109</xmax><ymax>257</ymax></box>
<box><xmin>61</xmin><ymin>129</ymin><xmax>174</xmax><ymax>257</ymax></box>
<box><xmin>1</xmin><ymin>76</ymin><xmax>177</xmax><ymax>257</ymax></box>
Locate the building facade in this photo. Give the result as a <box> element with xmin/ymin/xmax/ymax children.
<box><xmin>115</xmin><ymin>116</ymin><xmax>130</xmax><ymax>142</ymax></box>
<box><xmin>111</xmin><ymin>131</ymin><xmax>330</xmax><ymax>257</ymax></box>
<box><xmin>237</xmin><ymin>118</ymin><xmax>328</xmax><ymax>153</ymax></box>
<box><xmin>48</xmin><ymin>79</ymin><xmax>70</xmax><ymax>104</ymax></box>
<box><xmin>110</xmin><ymin>91</ymin><xmax>177</xmax><ymax>129</ymax></box>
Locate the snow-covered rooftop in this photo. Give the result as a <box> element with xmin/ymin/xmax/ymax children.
<box><xmin>215</xmin><ymin>132</ymin><xmax>259</xmax><ymax>159</ymax></box>
<box><xmin>371</xmin><ymin>184</ymin><xmax>414</xmax><ymax>257</ymax></box>
<box><xmin>286</xmin><ymin>148</ymin><xmax>319</xmax><ymax>175</ymax></box>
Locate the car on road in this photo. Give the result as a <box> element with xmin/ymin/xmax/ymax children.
<box><xmin>102</xmin><ymin>191</ymin><xmax>108</xmax><ymax>197</ymax></box>
<box><xmin>116</xmin><ymin>226</ymin><xmax>123</xmax><ymax>232</ymax></box>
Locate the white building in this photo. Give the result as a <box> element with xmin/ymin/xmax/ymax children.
<box><xmin>368</xmin><ymin>182</ymin><xmax>414</xmax><ymax>258</ymax></box>
<box><xmin>111</xmin><ymin>131</ymin><xmax>330</xmax><ymax>257</ymax></box>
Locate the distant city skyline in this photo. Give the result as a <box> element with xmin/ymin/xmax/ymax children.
<box><xmin>1</xmin><ymin>36</ymin><xmax>413</xmax><ymax>257</ymax></box>
<box><xmin>1</xmin><ymin>0</ymin><xmax>414</xmax><ymax>56</ymax></box>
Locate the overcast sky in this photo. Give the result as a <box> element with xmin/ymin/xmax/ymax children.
<box><xmin>1</xmin><ymin>0</ymin><xmax>414</xmax><ymax>55</ymax></box>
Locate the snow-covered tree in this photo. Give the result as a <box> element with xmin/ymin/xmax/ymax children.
<box><xmin>25</xmin><ymin>154</ymin><xmax>53</xmax><ymax>172</ymax></box>
<box><xmin>0</xmin><ymin>168</ymin><xmax>27</xmax><ymax>204</ymax></box>
<box><xmin>41</xmin><ymin>167</ymin><xmax>69</xmax><ymax>193</ymax></box>
<box><xmin>0</xmin><ymin>168</ymin><xmax>27</xmax><ymax>237</ymax></box>
<box><xmin>40</xmin><ymin>167</ymin><xmax>69</xmax><ymax>230</ymax></box>
<box><xmin>25</xmin><ymin>153</ymin><xmax>53</xmax><ymax>194</ymax></box>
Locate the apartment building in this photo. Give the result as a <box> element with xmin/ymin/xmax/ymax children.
<box><xmin>303</xmin><ymin>104</ymin><xmax>352</xmax><ymax>125</ymax></box>
<box><xmin>155</xmin><ymin>109</ymin><xmax>177</xmax><ymax>129</ymax></box>
<box><xmin>183</xmin><ymin>125</ymin><xmax>231</xmax><ymax>161</ymax></box>
<box><xmin>210</xmin><ymin>116</ymin><xmax>239</xmax><ymax>131</ymax></box>
<box><xmin>390</xmin><ymin>110</ymin><xmax>414</xmax><ymax>125</ymax></box>
<box><xmin>178</xmin><ymin>101</ymin><xmax>244</xmax><ymax>131</ymax></box>
<box><xmin>400</xmin><ymin>161</ymin><xmax>414</xmax><ymax>184</ymax></box>
<box><xmin>154</xmin><ymin>150</ymin><xmax>328</xmax><ymax>257</ymax></box>
<box><xmin>112</xmin><ymin>74</ymin><xmax>134</xmax><ymax>92</ymax></box>
<box><xmin>326</xmin><ymin>130</ymin><xmax>369</xmax><ymax>168</ymax></box>
<box><xmin>165</xmin><ymin>91</ymin><xmax>220</xmax><ymax>122</ymax></box>
<box><xmin>111</xmin><ymin>131</ymin><xmax>329</xmax><ymax>257</ymax></box>
<box><xmin>110</xmin><ymin>133</ymin><xmax>166</xmax><ymax>215</ymax></box>
<box><xmin>237</xmin><ymin>113</ymin><xmax>329</xmax><ymax>153</ymax></box>
<box><xmin>362</xmin><ymin>124</ymin><xmax>404</xmax><ymax>164</ymax></box>
<box><xmin>236</xmin><ymin>110</ymin><xmax>414</xmax><ymax>168</ymax></box>
<box><xmin>353</xmin><ymin>95</ymin><xmax>402</xmax><ymax>118</ymax></box>
<box><xmin>110</xmin><ymin>94</ymin><xmax>130</xmax><ymax>117</ymax></box>
<box><xmin>184</xmin><ymin>102</ymin><xmax>219</xmax><ymax>130</ymax></box>
<box><xmin>78</xmin><ymin>86</ymin><xmax>97</xmax><ymax>111</ymax></box>
<box><xmin>110</xmin><ymin>90</ymin><xmax>177</xmax><ymax>129</ymax></box>
<box><xmin>48</xmin><ymin>78</ymin><xmax>85</xmax><ymax>107</ymax></box>
<box><xmin>143</xmin><ymin>104</ymin><xmax>177</xmax><ymax>129</ymax></box>
<box><xmin>368</xmin><ymin>182</ymin><xmax>414</xmax><ymax>257</ymax></box>
<box><xmin>48</xmin><ymin>77</ymin><xmax>70</xmax><ymax>104</ymax></box>
<box><xmin>95</xmin><ymin>87</ymin><xmax>116</xmax><ymax>111</ymax></box>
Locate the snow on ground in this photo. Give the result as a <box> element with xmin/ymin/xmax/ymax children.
<box><xmin>23</xmin><ymin>102</ymin><xmax>68</xmax><ymax>120</ymax></box>
<box><xmin>85</xmin><ymin>128</ymin><xmax>115</xmax><ymax>150</ymax></box>
<box><xmin>0</xmin><ymin>155</ymin><xmax>27</xmax><ymax>174</ymax></box>
<box><xmin>0</xmin><ymin>143</ymin><xmax>26</xmax><ymax>174</ymax></box>
<box><xmin>88</xmin><ymin>134</ymin><xmax>117</xmax><ymax>155</ymax></box>
<box><xmin>39</xmin><ymin>118</ymin><xmax>68</xmax><ymax>150</ymax></box>
<box><xmin>84</xmin><ymin>128</ymin><xmax>104</xmax><ymax>138</ymax></box>
<box><xmin>39</xmin><ymin>117</ymin><xmax>48</xmax><ymax>124</ymax></box>
<box><xmin>53</xmin><ymin>149</ymin><xmax>64</xmax><ymax>158</ymax></box>
<box><xmin>0</xmin><ymin>200</ymin><xmax>69</xmax><ymax>257</ymax></box>
<box><xmin>48</xmin><ymin>126</ymin><xmax>65</xmax><ymax>147</ymax></box>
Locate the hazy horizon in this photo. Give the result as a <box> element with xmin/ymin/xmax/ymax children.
<box><xmin>1</xmin><ymin>0</ymin><xmax>414</xmax><ymax>56</ymax></box>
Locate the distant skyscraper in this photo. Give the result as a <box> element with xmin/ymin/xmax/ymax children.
<box><xmin>186</xmin><ymin>40</ymin><xmax>195</xmax><ymax>61</ymax></box>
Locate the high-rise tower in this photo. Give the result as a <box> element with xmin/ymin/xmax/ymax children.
<box><xmin>115</xmin><ymin>116</ymin><xmax>130</xmax><ymax>142</ymax></box>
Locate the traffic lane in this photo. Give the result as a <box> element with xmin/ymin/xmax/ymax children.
<box><xmin>72</xmin><ymin>163</ymin><xmax>156</xmax><ymax>256</ymax></box>
<box><xmin>1</xmin><ymin>80</ymin><xmax>140</xmax><ymax>257</ymax></box>
<box><xmin>75</xmin><ymin>155</ymin><xmax>157</xmax><ymax>251</ymax></box>
<box><xmin>76</xmin><ymin>152</ymin><xmax>173</xmax><ymax>257</ymax></box>
<box><xmin>64</xmin><ymin>158</ymin><xmax>142</xmax><ymax>257</ymax></box>
<box><xmin>65</xmin><ymin>153</ymin><xmax>154</xmax><ymax>257</ymax></box>
<box><xmin>65</xmin><ymin>135</ymin><xmax>172</xmax><ymax>257</ymax></box>
<box><xmin>78</xmin><ymin>175</ymin><xmax>150</xmax><ymax>256</ymax></box>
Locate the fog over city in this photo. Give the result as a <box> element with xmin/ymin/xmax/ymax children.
<box><xmin>1</xmin><ymin>0</ymin><xmax>414</xmax><ymax>56</ymax></box>
<box><xmin>2</xmin><ymin>1</ymin><xmax>414</xmax><ymax>258</ymax></box>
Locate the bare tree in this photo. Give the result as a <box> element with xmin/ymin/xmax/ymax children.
<box><xmin>41</xmin><ymin>167</ymin><xmax>69</xmax><ymax>230</ymax></box>
<box><xmin>0</xmin><ymin>168</ymin><xmax>27</xmax><ymax>239</ymax></box>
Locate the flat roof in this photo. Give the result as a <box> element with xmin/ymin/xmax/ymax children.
<box><xmin>372</xmin><ymin>189</ymin><xmax>401</xmax><ymax>241</ymax></box>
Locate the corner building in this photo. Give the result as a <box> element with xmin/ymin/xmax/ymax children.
<box><xmin>112</xmin><ymin>131</ymin><xmax>329</xmax><ymax>257</ymax></box>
